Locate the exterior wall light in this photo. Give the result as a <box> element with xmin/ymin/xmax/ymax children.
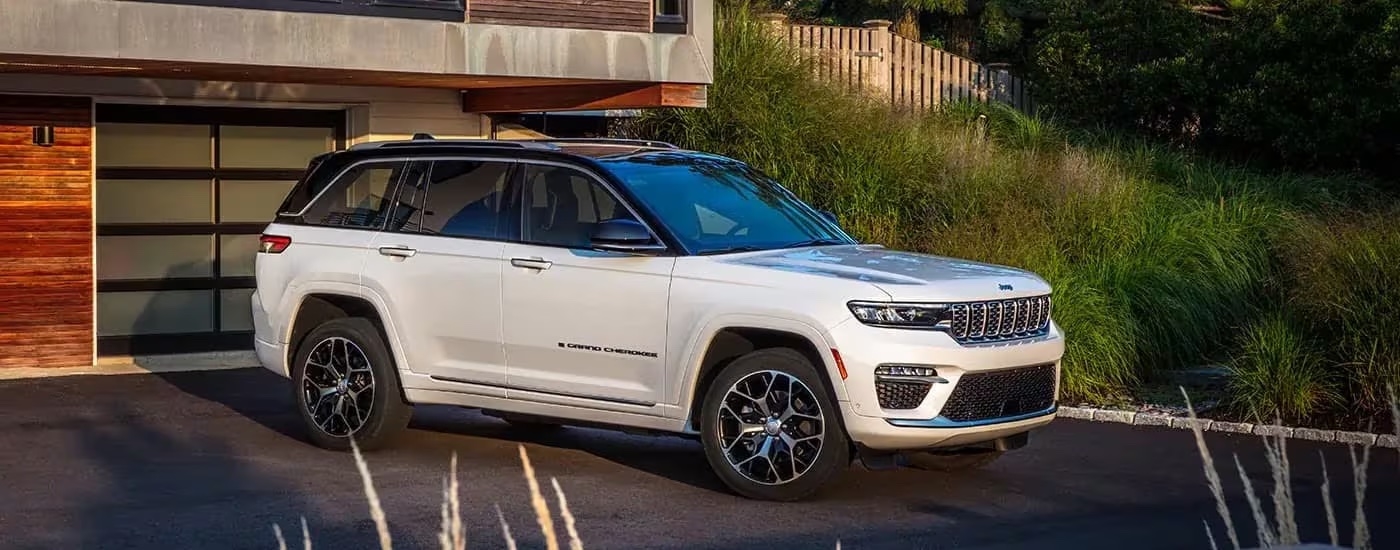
<box><xmin>32</xmin><ymin>126</ymin><xmax>55</xmax><ymax>147</ymax></box>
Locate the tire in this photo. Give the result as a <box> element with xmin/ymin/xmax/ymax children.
<box><xmin>905</xmin><ymin>449</ymin><xmax>1002</xmax><ymax>472</ymax></box>
<box><xmin>699</xmin><ymin>348</ymin><xmax>850</xmax><ymax>501</ymax></box>
<box><xmin>291</xmin><ymin>317</ymin><xmax>413</xmax><ymax>452</ymax></box>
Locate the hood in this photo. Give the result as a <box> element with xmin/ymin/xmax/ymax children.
<box><xmin>720</xmin><ymin>244</ymin><xmax>1052</xmax><ymax>302</ymax></box>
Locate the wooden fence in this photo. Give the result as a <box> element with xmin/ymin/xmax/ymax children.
<box><xmin>768</xmin><ymin>15</ymin><xmax>1036</xmax><ymax>114</ymax></box>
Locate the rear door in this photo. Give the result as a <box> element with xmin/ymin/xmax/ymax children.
<box><xmin>498</xmin><ymin>162</ymin><xmax>675</xmax><ymax>409</ymax></box>
<box><xmin>360</xmin><ymin>158</ymin><xmax>518</xmax><ymax>389</ymax></box>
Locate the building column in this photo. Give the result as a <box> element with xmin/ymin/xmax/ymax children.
<box><xmin>0</xmin><ymin>94</ymin><xmax>95</xmax><ymax>368</ymax></box>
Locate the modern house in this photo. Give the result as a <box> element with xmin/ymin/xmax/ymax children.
<box><xmin>0</xmin><ymin>0</ymin><xmax>713</xmax><ymax>369</ymax></box>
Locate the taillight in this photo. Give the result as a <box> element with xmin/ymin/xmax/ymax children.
<box><xmin>259</xmin><ymin>234</ymin><xmax>291</xmax><ymax>254</ymax></box>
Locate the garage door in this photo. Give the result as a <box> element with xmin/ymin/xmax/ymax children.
<box><xmin>94</xmin><ymin>104</ymin><xmax>344</xmax><ymax>355</ymax></box>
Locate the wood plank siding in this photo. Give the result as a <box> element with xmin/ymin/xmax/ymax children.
<box><xmin>0</xmin><ymin>94</ymin><xmax>93</xmax><ymax>368</ymax></box>
<box><xmin>468</xmin><ymin>0</ymin><xmax>652</xmax><ymax>33</ymax></box>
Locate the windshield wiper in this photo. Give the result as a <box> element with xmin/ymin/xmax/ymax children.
<box><xmin>781</xmin><ymin>238</ymin><xmax>850</xmax><ymax>249</ymax></box>
<box><xmin>696</xmin><ymin>245</ymin><xmax>769</xmax><ymax>256</ymax></box>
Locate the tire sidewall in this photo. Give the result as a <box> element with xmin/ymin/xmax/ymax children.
<box><xmin>290</xmin><ymin>317</ymin><xmax>411</xmax><ymax>451</ymax></box>
<box><xmin>699</xmin><ymin>348</ymin><xmax>850</xmax><ymax>501</ymax></box>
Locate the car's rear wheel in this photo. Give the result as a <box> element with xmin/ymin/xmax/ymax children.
<box><xmin>699</xmin><ymin>348</ymin><xmax>850</xmax><ymax>501</ymax></box>
<box><xmin>291</xmin><ymin>317</ymin><xmax>412</xmax><ymax>451</ymax></box>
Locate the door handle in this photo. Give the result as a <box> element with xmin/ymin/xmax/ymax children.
<box><xmin>378</xmin><ymin>245</ymin><xmax>417</xmax><ymax>258</ymax></box>
<box><xmin>510</xmin><ymin>257</ymin><xmax>552</xmax><ymax>270</ymax></box>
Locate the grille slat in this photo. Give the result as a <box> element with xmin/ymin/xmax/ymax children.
<box><xmin>946</xmin><ymin>294</ymin><xmax>1051</xmax><ymax>344</ymax></box>
<box><xmin>940</xmin><ymin>364</ymin><xmax>1057</xmax><ymax>422</ymax></box>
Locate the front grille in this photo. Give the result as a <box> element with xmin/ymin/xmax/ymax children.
<box><xmin>948</xmin><ymin>295</ymin><xmax>1051</xmax><ymax>344</ymax></box>
<box><xmin>876</xmin><ymin>379</ymin><xmax>932</xmax><ymax>409</ymax></box>
<box><xmin>939</xmin><ymin>364</ymin><xmax>1056</xmax><ymax>422</ymax></box>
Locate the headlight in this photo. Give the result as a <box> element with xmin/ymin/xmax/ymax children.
<box><xmin>847</xmin><ymin>301</ymin><xmax>952</xmax><ymax>329</ymax></box>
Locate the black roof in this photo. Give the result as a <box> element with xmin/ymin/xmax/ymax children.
<box><xmin>344</xmin><ymin>135</ymin><xmax>684</xmax><ymax>159</ymax></box>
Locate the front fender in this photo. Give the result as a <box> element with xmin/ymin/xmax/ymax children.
<box><xmin>670</xmin><ymin>312</ymin><xmax>849</xmax><ymax>426</ymax></box>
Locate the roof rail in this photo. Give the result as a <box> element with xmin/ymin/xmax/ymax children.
<box><xmin>347</xmin><ymin>137</ymin><xmax>555</xmax><ymax>151</ymax></box>
<box><xmin>530</xmin><ymin>138</ymin><xmax>680</xmax><ymax>149</ymax></box>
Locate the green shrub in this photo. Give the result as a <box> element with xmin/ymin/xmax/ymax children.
<box><xmin>1225</xmin><ymin>312</ymin><xmax>1340</xmax><ymax>424</ymax></box>
<box><xmin>1281</xmin><ymin>212</ymin><xmax>1400</xmax><ymax>420</ymax></box>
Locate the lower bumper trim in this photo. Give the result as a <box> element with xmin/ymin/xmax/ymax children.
<box><xmin>884</xmin><ymin>404</ymin><xmax>1058</xmax><ymax>428</ymax></box>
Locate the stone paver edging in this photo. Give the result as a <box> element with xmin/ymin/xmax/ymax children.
<box><xmin>1058</xmin><ymin>406</ymin><xmax>1400</xmax><ymax>449</ymax></box>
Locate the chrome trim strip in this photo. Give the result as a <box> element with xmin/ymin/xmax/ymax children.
<box><xmin>883</xmin><ymin>404</ymin><xmax>1058</xmax><ymax>428</ymax></box>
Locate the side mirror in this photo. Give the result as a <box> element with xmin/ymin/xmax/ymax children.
<box><xmin>590</xmin><ymin>219</ymin><xmax>666</xmax><ymax>253</ymax></box>
<box><xmin>818</xmin><ymin>209</ymin><xmax>840</xmax><ymax>225</ymax></box>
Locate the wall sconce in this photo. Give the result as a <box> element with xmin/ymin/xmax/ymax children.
<box><xmin>32</xmin><ymin>126</ymin><xmax>55</xmax><ymax>147</ymax></box>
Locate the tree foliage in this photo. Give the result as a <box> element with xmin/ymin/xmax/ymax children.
<box><xmin>1027</xmin><ymin>0</ymin><xmax>1400</xmax><ymax>176</ymax></box>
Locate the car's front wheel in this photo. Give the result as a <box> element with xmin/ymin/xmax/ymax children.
<box><xmin>291</xmin><ymin>317</ymin><xmax>412</xmax><ymax>451</ymax></box>
<box><xmin>699</xmin><ymin>348</ymin><xmax>850</xmax><ymax>501</ymax></box>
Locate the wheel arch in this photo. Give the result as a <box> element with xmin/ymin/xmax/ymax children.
<box><xmin>286</xmin><ymin>291</ymin><xmax>407</xmax><ymax>394</ymax></box>
<box><xmin>680</xmin><ymin>318</ymin><xmax>848</xmax><ymax>433</ymax></box>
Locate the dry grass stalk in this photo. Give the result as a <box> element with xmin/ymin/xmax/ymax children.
<box><xmin>1183</xmin><ymin>387</ymin><xmax>1243</xmax><ymax>550</ymax></box>
<box><xmin>437</xmin><ymin>453</ymin><xmax>466</xmax><ymax>550</ymax></box>
<box><xmin>496</xmin><ymin>504</ymin><xmax>519</xmax><ymax>550</ymax></box>
<box><xmin>1232</xmin><ymin>454</ymin><xmax>1276</xmax><ymax>546</ymax></box>
<box><xmin>551</xmin><ymin>477</ymin><xmax>583</xmax><ymax>550</ymax></box>
<box><xmin>1348</xmin><ymin>444</ymin><xmax>1372</xmax><ymax>550</ymax></box>
<box><xmin>1320</xmin><ymin>455</ymin><xmax>1339</xmax><ymax>547</ymax></box>
<box><xmin>350</xmin><ymin>438</ymin><xmax>393</xmax><ymax>550</ymax></box>
<box><xmin>518</xmin><ymin>444</ymin><xmax>560</xmax><ymax>550</ymax></box>
<box><xmin>274</xmin><ymin>523</ymin><xmax>289</xmax><ymax>550</ymax></box>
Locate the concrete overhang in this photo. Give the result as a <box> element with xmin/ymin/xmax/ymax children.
<box><xmin>0</xmin><ymin>0</ymin><xmax>713</xmax><ymax>108</ymax></box>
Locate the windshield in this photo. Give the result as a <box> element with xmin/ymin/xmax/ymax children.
<box><xmin>597</xmin><ymin>152</ymin><xmax>855</xmax><ymax>255</ymax></box>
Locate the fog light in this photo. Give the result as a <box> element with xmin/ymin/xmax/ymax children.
<box><xmin>874</xmin><ymin>365</ymin><xmax>937</xmax><ymax>377</ymax></box>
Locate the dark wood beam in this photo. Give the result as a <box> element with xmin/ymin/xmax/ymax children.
<box><xmin>460</xmin><ymin>82</ymin><xmax>706</xmax><ymax>113</ymax></box>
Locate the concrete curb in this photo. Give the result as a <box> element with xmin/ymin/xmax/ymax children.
<box><xmin>1059</xmin><ymin>406</ymin><xmax>1398</xmax><ymax>449</ymax></box>
<box><xmin>0</xmin><ymin>351</ymin><xmax>259</xmax><ymax>380</ymax></box>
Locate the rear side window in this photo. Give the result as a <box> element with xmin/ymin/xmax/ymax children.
<box><xmin>299</xmin><ymin>160</ymin><xmax>406</xmax><ymax>229</ymax></box>
<box><xmin>417</xmin><ymin>160</ymin><xmax>515</xmax><ymax>240</ymax></box>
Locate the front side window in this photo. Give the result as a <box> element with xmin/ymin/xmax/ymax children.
<box><xmin>300</xmin><ymin>160</ymin><xmax>405</xmax><ymax>229</ymax></box>
<box><xmin>597</xmin><ymin>152</ymin><xmax>852</xmax><ymax>255</ymax></box>
<box><xmin>520</xmin><ymin>164</ymin><xmax>640</xmax><ymax>249</ymax></box>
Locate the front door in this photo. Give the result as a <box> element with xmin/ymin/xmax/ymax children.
<box><xmin>499</xmin><ymin>163</ymin><xmax>674</xmax><ymax>408</ymax></box>
<box><xmin>361</xmin><ymin>158</ymin><xmax>517</xmax><ymax>389</ymax></box>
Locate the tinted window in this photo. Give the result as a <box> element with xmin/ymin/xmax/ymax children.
<box><xmin>521</xmin><ymin>164</ymin><xmax>638</xmax><ymax>248</ymax></box>
<box><xmin>597</xmin><ymin>152</ymin><xmax>852</xmax><ymax>254</ymax></box>
<box><xmin>417</xmin><ymin>160</ymin><xmax>515</xmax><ymax>239</ymax></box>
<box><xmin>300</xmin><ymin>160</ymin><xmax>405</xmax><ymax>229</ymax></box>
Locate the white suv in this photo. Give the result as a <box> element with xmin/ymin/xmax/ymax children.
<box><xmin>252</xmin><ymin>136</ymin><xmax>1064</xmax><ymax>501</ymax></box>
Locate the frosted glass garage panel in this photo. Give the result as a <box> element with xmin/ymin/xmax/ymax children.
<box><xmin>96</xmin><ymin>179</ymin><xmax>212</xmax><ymax>224</ymax></box>
<box><xmin>97</xmin><ymin>235</ymin><xmax>213</xmax><ymax>281</ymax></box>
<box><xmin>220</xmin><ymin>126</ymin><xmax>335</xmax><ymax>169</ymax></box>
<box><xmin>220</xmin><ymin>180</ymin><xmax>296</xmax><ymax>222</ymax></box>
<box><xmin>97</xmin><ymin>290</ymin><xmax>214</xmax><ymax>336</ymax></box>
<box><xmin>220</xmin><ymin>289</ymin><xmax>256</xmax><ymax>332</ymax></box>
<box><xmin>220</xmin><ymin>234</ymin><xmax>260</xmax><ymax>277</ymax></box>
<box><xmin>97</xmin><ymin>123</ymin><xmax>211</xmax><ymax>168</ymax></box>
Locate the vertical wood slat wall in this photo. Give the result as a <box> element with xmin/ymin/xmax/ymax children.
<box><xmin>782</xmin><ymin>22</ymin><xmax>1036</xmax><ymax>115</ymax></box>
<box><xmin>0</xmin><ymin>94</ymin><xmax>93</xmax><ymax>368</ymax></box>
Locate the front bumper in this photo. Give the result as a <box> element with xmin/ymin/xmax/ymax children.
<box><xmin>827</xmin><ymin>317</ymin><xmax>1065</xmax><ymax>451</ymax></box>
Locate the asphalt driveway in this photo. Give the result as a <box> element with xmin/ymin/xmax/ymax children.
<box><xmin>0</xmin><ymin>368</ymin><xmax>1395</xmax><ymax>550</ymax></box>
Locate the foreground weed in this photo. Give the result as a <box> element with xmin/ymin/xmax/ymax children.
<box><xmin>1187</xmin><ymin>387</ymin><xmax>1393</xmax><ymax>549</ymax></box>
